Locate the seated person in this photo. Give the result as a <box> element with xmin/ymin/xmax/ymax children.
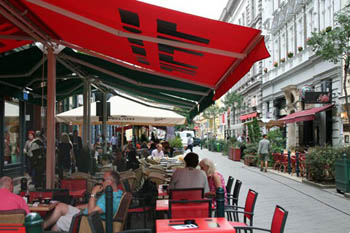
<box><xmin>113</xmin><ymin>150</ymin><xmax>127</xmax><ymax>172</ymax></box>
<box><xmin>151</xmin><ymin>144</ymin><xmax>164</xmax><ymax>159</ymax></box>
<box><xmin>0</xmin><ymin>176</ymin><xmax>29</xmax><ymax>214</ymax></box>
<box><xmin>169</xmin><ymin>153</ymin><xmax>209</xmax><ymax>193</ymax></box>
<box><xmin>43</xmin><ymin>171</ymin><xmax>123</xmax><ymax>232</ymax></box>
<box><xmin>126</xmin><ymin>149</ymin><xmax>140</xmax><ymax>170</ymax></box>
<box><xmin>199</xmin><ymin>158</ymin><xmax>227</xmax><ymax>204</ymax></box>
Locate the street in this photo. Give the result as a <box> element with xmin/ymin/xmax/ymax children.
<box><xmin>193</xmin><ymin>147</ymin><xmax>350</xmax><ymax>233</ymax></box>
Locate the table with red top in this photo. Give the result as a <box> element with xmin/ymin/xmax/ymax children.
<box><xmin>69</xmin><ymin>189</ymin><xmax>86</xmax><ymax>198</ymax></box>
<box><xmin>0</xmin><ymin>224</ymin><xmax>25</xmax><ymax>233</ymax></box>
<box><xmin>158</xmin><ymin>185</ymin><xmax>168</xmax><ymax>199</ymax></box>
<box><xmin>156</xmin><ymin>200</ymin><xmax>215</xmax><ymax>212</ymax></box>
<box><xmin>156</xmin><ymin>218</ymin><xmax>235</xmax><ymax>233</ymax></box>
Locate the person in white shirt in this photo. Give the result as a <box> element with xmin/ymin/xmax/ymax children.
<box><xmin>151</xmin><ymin>144</ymin><xmax>164</xmax><ymax>159</ymax></box>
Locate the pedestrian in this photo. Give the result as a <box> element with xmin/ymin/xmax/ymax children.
<box><xmin>57</xmin><ymin>133</ymin><xmax>73</xmax><ymax>178</ymax></box>
<box><xmin>186</xmin><ymin>135</ymin><xmax>193</xmax><ymax>152</ymax></box>
<box><xmin>257</xmin><ymin>134</ymin><xmax>270</xmax><ymax>172</ymax></box>
<box><xmin>23</xmin><ymin>131</ymin><xmax>35</xmax><ymax>176</ymax></box>
<box><xmin>110</xmin><ymin>133</ymin><xmax>118</xmax><ymax>152</ymax></box>
<box><xmin>30</xmin><ymin>130</ymin><xmax>46</xmax><ymax>188</ymax></box>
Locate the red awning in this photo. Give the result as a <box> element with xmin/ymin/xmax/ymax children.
<box><xmin>1</xmin><ymin>0</ymin><xmax>270</xmax><ymax>101</ymax></box>
<box><xmin>278</xmin><ymin>104</ymin><xmax>334</xmax><ymax>124</ymax></box>
<box><xmin>240</xmin><ymin>112</ymin><xmax>258</xmax><ymax>121</ymax></box>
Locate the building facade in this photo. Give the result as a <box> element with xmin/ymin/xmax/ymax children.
<box><xmin>219</xmin><ymin>0</ymin><xmax>264</xmax><ymax>138</ymax></box>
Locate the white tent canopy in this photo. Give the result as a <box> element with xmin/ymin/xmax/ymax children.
<box><xmin>56</xmin><ymin>95</ymin><xmax>186</xmax><ymax>126</ymax></box>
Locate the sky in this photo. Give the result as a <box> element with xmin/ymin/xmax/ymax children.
<box><xmin>138</xmin><ymin>0</ymin><xmax>228</xmax><ymax>20</ymax></box>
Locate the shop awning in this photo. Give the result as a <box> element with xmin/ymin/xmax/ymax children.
<box><xmin>278</xmin><ymin>104</ymin><xmax>334</xmax><ymax>124</ymax></box>
<box><xmin>240</xmin><ymin>112</ymin><xmax>258</xmax><ymax>121</ymax></box>
<box><xmin>0</xmin><ymin>0</ymin><xmax>270</xmax><ymax>105</ymax></box>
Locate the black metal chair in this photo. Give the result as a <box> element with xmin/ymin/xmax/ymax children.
<box><xmin>225</xmin><ymin>176</ymin><xmax>234</xmax><ymax>202</ymax></box>
<box><xmin>225</xmin><ymin>179</ymin><xmax>242</xmax><ymax>221</ymax></box>
<box><xmin>87</xmin><ymin>211</ymin><xmax>105</xmax><ymax>233</ymax></box>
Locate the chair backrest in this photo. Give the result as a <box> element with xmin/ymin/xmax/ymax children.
<box><xmin>232</xmin><ymin>179</ymin><xmax>242</xmax><ymax>205</ymax></box>
<box><xmin>61</xmin><ymin>179</ymin><xmax>87</xmax><ymax>191</ymax></box>
<box><xmin>114</xmin><ymin>192</ymin><xmax>132</xmax><ymax>226</ymax></box>
<box><xmin>68</xmin><ymin>212</ymin><xmax>82</xmax><ymax>233</ymax></box>
<box><xmin>51</xmin><ymin>189</ymin><xmax>70</xmax><ymax>204</ymax></box>
<box><xmin>120</xmin><ymin>176</ymin><xmax>137</xmax><ymax>192</ymax></box>
<box><xmin>87</xmin><ymin>211</ymin><xmax>105</xmax><ymax>233</ymax></box>
<box><xmin>226</xmin><ymin>176</ymin><xmax>234</xmax><ymax>194</ymax></box>
<box><xmin>0</xmin><ymin>209</ymin><xmax>26</xmax><ymax>224</ymax></box>
<box><xmin>168</xmin><ymin>199</ymin><xmax>212</xmax><ymax>219</ymax></box>
<box><xmin>243</xmin><ymin>189</ymin><xmax>258</xmax><ymax>223</ymax></box>
<box><xmin>270</xmin><ymin>205</ymin><xmax>289</xmax><ymax>233</ymax></box>
<box><xmin>169</xmin><ymin>188</ymin><xmax>204</xmax><ymax>200</ymax></box>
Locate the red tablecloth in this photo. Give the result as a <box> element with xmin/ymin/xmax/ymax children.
<box><xmin>156</xmin><ymin>218</ymin><xmax>235</xmax><ymax>233</ymax></box>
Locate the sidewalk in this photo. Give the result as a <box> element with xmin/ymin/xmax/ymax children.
<box><xmin>194</xmin><ymin>147</ymin><xmax>350</xmax><ymax>233</ymax></box>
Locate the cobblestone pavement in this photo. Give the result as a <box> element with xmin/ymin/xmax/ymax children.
<box><xmin>194</xmin><ymin>147</ymin><xmax>350</xmax><ymax>233</ymax></box>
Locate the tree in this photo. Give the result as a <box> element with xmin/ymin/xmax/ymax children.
<box><xmin>221</xmin><ymin>91</ymin><xmax>243</xmax><ymax>128</ymax></box>
<box><xmin>203</xmin><ymin>104</ymin><xmax>222</xmax><ymax>137</ymax></box>
<box><xmin>307</xmin><ymin>4</ymin><xmax>350</xmax><ymax>120</ymax></box>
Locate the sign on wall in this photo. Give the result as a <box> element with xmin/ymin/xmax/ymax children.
<box><xmin>304</xmin><ymin>92</ymin><xmax>332</xmax><ymax>104</ymax></box>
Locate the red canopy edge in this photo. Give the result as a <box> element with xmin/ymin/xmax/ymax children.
<box><xmin>278</xmin><ymin>104</ymin><xmax>334</xmax><ymax>124</ymax></box>
<box><xmin>240</xmin><ymin>112</ymin><xmax>258</xmax><ymax>121</ymax></box>
<box><xmin>13</xmin><ymin>0</ymin><xmax>270</xmax><ymax>100</ymax></box>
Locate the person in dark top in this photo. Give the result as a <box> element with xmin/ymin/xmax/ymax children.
<box><xmin>113</xmin><ymin>150</ymin><xmax>127</xmax><ymax>172</ymax></box>
<box><xmin>126</xmin><ymin>149</ymin><xmax>140</xmax><ymax>170</ymax></box>
<box><xmin>149</xmin><ymin>142</ymin><xmax>157</xmax><ymax>154</ymax></box>
<box><xmin>58</xmin><ymin>133</ymin><xmax>73</xmax><ymax>178</ymax></box>
<box><xmin>141</xmin><ymin>141</ymin><xmax>148</xmax><ymax>149</ymax></box>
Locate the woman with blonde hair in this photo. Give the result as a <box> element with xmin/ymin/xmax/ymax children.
<box><xmin>199</xmin><ymin>158</ymin><xmax>227</xmax><ymax>204</ymax></box>
<box><xmin>58</xmin><ymin>133</ymin><xmax>73</xmax><ymax>178</ymax></box>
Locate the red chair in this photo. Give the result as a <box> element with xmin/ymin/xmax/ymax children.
<box><xmin>225</xmin><ymin>189</ymin><xmax>258</xmax><ymax>224</ymax></box>
<box><xmin>169</xmin><ymin>188</ymin><xmax>204</xmax><ymax>200</ymax></box>
<box><xmin>233</xmin><ymin>205</ymin><xmax>289</xmax><ymax>233</ymax></box>
<box><xmin>168</xmin><ymin>199</ymin><xmax>212</xmax><ymax>219</ymax></box>
<box><xmin>272</xmin><ymin>153</ymin><xmax>281</xmax><ymax>170</ymax></box>
<box><xmin>61</xmin><ymin>178</ymin><xmax>87</xmax><ymax>203</ymax></box>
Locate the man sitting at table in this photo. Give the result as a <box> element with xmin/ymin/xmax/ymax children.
<box><xmin>0</xmin><ymin>176</ymin><xmax>30</xmax><ymax>214</ymax></box>
<box><xmin>43</xmin><ymin>171</ymin><xmax>123</xmax><ymax>232</ymax></box>
<box><xmin>169</xmin><ymin>152</ymin><xmax>209</xmax><ymax>193</ymax></box>
<box><xmin>151</xmin><ymin>143</ymin><xmax>164</xmax><ymax>159</ymax></box>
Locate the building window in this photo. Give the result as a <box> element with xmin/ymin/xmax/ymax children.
<box><xmin>4</xmin><ymin>100</ymin><xmax>20</xmax><ymax>166</ymax></box>
<box><xmin>306</xmin><ymin>9</ymin><xmax>313</xmax><ymax>38</ymax></box>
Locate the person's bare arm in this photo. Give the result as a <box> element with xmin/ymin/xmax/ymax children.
<box><xmin>87</xmin><ymin>185</ymin><xmax>103</xmax><ymax>214</ymax></box>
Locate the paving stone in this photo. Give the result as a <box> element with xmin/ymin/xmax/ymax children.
<box><xmin>194</xmin><ymin>147</ymin><xmax>350</xmax><ymax>233</ymax></box>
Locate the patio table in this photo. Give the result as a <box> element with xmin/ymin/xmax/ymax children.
<box><xmin>156</xmin><ymin>217</ymin><xmax>235</xmax><ymax>233</ymax></box>
<box><xmin>28</xmin><ymin>202</ymin><xmax>58</xmax><ymax>213</ymax></box>
<box><xmin>156</xmin><ymin>200</ymin><xmax>215</xmax><ymax>213</ymax></box>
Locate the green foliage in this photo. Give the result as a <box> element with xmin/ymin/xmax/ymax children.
<box><xmin>307</xmin><ymin>5</ymin><xmax>350</xmax><ymax>65</ymax></box>
<box><xmin>222</xmin><ymin>91</ymin><xmax>243</xmax><ymax>111</ymax></box>
<box><xmin>306</xmin><ymin>146</ymin><xmax>336</xmax><ymax>182</ymax></box>
<box><xmin>267</xmin><ymin>129</ymin><xmax>286</xmax><ymax>153</ymax></box>
<box><xmin>169</xmin><ymin>136</ymin><xmax>183</xmax><ymax>148</ymax></box>
<box><xmin>244</xmin><ymin>142</ymin><xmax>258</xmax><ymax>155</ymax></box>
<box><xmin>246</xmin><ymin>118</ymin><xmax>261</xmax><ymax>143</ymax></box>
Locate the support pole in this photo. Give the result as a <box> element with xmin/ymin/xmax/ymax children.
<box><xmin>288</xmin><ymin>150</ymin><xmax>291</xmax><ymax>174</ymax></box>
<box><xmin>83</xmin><ymin>79</ymin><xmax>91</xmax><ymax>147</ymax></box>
<box><xmin>296</xmin><ymin>152</ymin><xmax>300</xmax><ymax>177</ymax></box>
<box><xmin>46</xmin><ymin>48</ymin><xmax>56</xmax><ymax>189</ymax></box>
<box><xmin>102</xmin><ymin>92</ymin><xmax>107</xmax><ymax>152</ymax></box>
<box><xmin>105</xmin><ymin>185</ymin><xmax>113</xmax><ymax>233</ymax></box>
<box><xmin>216</xmin><ymin>187</ymin><xmax>225</xmax><ymax>217</ymax></box>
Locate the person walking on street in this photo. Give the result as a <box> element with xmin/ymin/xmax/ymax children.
<box><xmin>258</xmin><ymin>134</ymin><xmax>270</xmax><ymax>172</ymax></box>
<box><xmin>186</xmin><ymin>135</ymin><xmax>193</xmax><ymax>152</ymax></box>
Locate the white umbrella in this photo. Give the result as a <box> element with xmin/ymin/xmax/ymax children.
<box><xmin>56</xmin><ymin>95</ymin><xmax>186</xmax><ymax>126</ymax></box>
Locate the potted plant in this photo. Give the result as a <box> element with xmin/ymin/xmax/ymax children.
<box><xmin>264</xmin><ymin>67</ymin><xmax>268</xmax><ymax>73</ymax></box>
<box><xmin>287</xmin><ymin>52</ymin><xmax>294</xmax><ymax>58</ymax></box>
<box><xmin>325</xmin><ymin>26</ymin><xmax>332</xmax><ymax>32</ymax></box>
<box><xmin>273</xmin><ymin>61</ymin><xmax>278</xmax><ymax>67</ymax></box>
<box><xmin>280</xmin><ymin>58</ymin><xmax>285</xmax><ymax>63</ymax></box>
<box><xmin>169</xmin><ymin>136</ymin><xmax>184</xmax><ymax>155</ymax></box>
<box><xmin>298</xmin><ymin>46</ymin><xmax>303</xmax><ymax>52</ymax></box>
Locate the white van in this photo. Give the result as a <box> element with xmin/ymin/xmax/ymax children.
<box><xmin>176</xmin><ymin>130</ymin><xmax>195</xmax><ymax>147</ymax></box>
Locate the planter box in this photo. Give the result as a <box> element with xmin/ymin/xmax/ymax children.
<box><xmin>335</xmin><ymin>157</ymin><xmax>350</xmax><ymax>193</ymax></box>
<box><xmin>228</xmin><ymin>147</ymin><xmax>234</xmax><ymax>160</ymax></box>
<box><xmin>244</xmin><ymin>155</ymin><xmax>257</xmax><ymax>166</ymax></box>
<box><xmin>233</xmin><ymin>148</ymin><xmax>241</xmax><ymax>161</ymax></box>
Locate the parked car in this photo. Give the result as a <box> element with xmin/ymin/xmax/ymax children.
<box><xmin>193</xmin><ymin>137</ymin><xmax>201</xmax><ymax>147</ymax></box>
